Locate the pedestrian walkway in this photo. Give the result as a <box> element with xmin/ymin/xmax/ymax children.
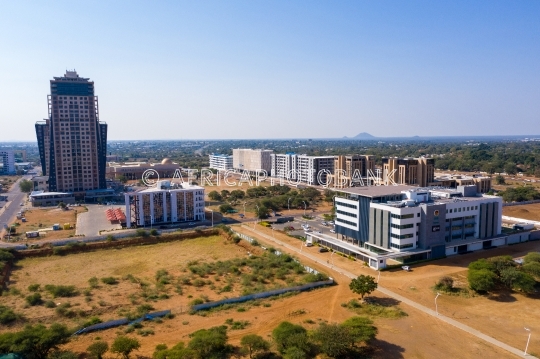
<box><xmin>240</xmin><ymin>225</ymin><xmax>536</xmax><ymax>359</ymax></box>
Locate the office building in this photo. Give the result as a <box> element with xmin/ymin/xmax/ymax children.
<box><xmin>209</xmin><ymin>154</ymin><xmax>233</xmax><ymax>171</ymax></box>
<box><xmin>107</xmin><ymin>158</ymin><xmax>181</xmax><ymax>180</ymax></box>
<box><xmin>270</xmin><ymin>153</ymin><xmax>334</xmax><ymax>185</ymax></box>
<box><xmin>35</xmin><ymin>70</ymin><xmax>107</xmax><ymax>198</ymax></box>
<box><xmin>304</xmin><ymin>184</ymin><xmax>528</xmax><ymax>269</ymax></box>
<box><xmin>0</xmin><ymin>151</ymin><xmax>15</xmax><ymax>174</ymax></box>
<box><xmin>382</xmin><ymin>157</ymin><xmax>435</xmax><ymax>187</ymax></box>
<box><xmin>32</xmin><ymin>176</ymin><xmax>49</xmax><ymax>191</ymax></box>
<box><xmin>233</xmin><ymin>149</ymin><xmax>273</xmax><ymax>173</ymax></box>
<box><xmin>29</xmin><ymin>191</ymin><xmax>75</xmax><ymax>207</ymax></box>
<box><xmin>328</xmin><ymin>155</ymin><xmax>375</xmax><ymax>188</ymax></box>
<box><xmin>125</xmin><ymin>180</ymin><xmax>205</xmax><ymax>228</ymax></box>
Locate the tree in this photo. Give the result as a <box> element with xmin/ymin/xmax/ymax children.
<box><xmin>208</xmin><ymin>191</ymin><xmax>223</xmax><ymax>202</ymax></box>
<box><xmin>271</xmin><ymin>322</ymin><xmax>308</xmax><ymax>354</ymax></box>
<box><xmin>240</xmin><ymin>334</ymin><xmax>270</xmax><ymax>358</ymax></box>
<box><xmin>255</xmin><ymin>205</ymin><xmax>269</xmax><ymax>220</ymax></box>
<box><xmin>523</xmin><ymin>252</ymin><xmax>540</xmax><ymax>264</ymax></box>
<box><xmin>495</xmin><ymin>175</ymin><xmax>505</xmax><ymax>185</ymax></box>
<box><xmin>312</xmin><ymin>323</ymin><xmax>353</xmax><ymax>358</ymax></box>
<box><xmin>220</xmin><ymin>190</ymin><xmax>230</xmax><ymax>200</ymax></box>
<box><xmin>523</xmin><ymin>262</ymin><xmax>540</xmax><ymax>278</ymax></box>
<box><xmin>87</xmin><ymin>341</ymin><xmax>109</xmax><ymax>359</ymax></box>
<box><xmin>118</xmin><ymin>175</ymin><xmax>128</xmax><ymax>184</ymax></box>
<box><xmin>341</xmin><ymin>316</ymin><xmax>377</xmax><ymax>344</ymax></box>
<box><xmin>219</xmin><ymin>204</ymin><xmax>234</xmax><ymax>214</ymax></box>
<box><xmin>349</xmin><ymin>275</ymin><xmax>377</xmax><ymax>299</ymax></box>
<box><xmin>513</xmin><ymin>272</ymin><xmax>536</xmax><ymax>294</ymax></box>
<box><xmin>111</xmin><ymin>336</ymin><xmax>140</xmax><ymax>359</ymax></box>
<box><xmin>467</xmin><ymin>268</ymin><xmax>497</xmax><ymax>292</ymax></box>
<box><xmin>153</xmin><ymin>342</ymin><xmax>197</xmax><ymax>359</ymax></box>
<box><xmin>0</xmin><ymin>323</ymin><xmax>71</xmax><ymax>359</ymax></box>
<box><xmin>19</xmin><ymin>179</ymin><xmax>33</xmax><ymax>193</ymax></box>
<box><xmin>187</xmin><ymin>325</ymin><xmax>231</xmax><ymax>359</ymax></box>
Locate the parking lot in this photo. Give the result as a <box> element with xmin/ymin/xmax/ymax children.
<box><xmin>76</xmin><ymin>204</ymin><xmax>123</xmax><ymax>236</ymax></box>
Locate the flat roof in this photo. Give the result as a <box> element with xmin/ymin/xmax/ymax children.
<box><xmin>335</xmin><ymin>184</ymin><xmax>416</xmax><ymax>198</ymax></box>
<box><xmin>30</xmin><ymin>192</ymin><xmax>73</xmax><ymax>198</ymax></box>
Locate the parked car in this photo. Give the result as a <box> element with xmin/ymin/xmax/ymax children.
<box><xmin>314</xmin><ymin>231</ymin><xmax>322</xmax><ymax>234</ymax></box>
<box><xmin>304</xmin><ymin>229</ymin><xmax>312</xmax><ymax>233</ymax></box>
<box><xmin>188</xmin><ymin>222</ymin><xmax>196</xmax><ymax>226</ymax></box>
<box><xmin>319</xmin><ymin>247</ymin><xmax>329</xmax><ymax>253</ymax></box>
<box><xmin>330</xmin><ymin>229</ymin><xmax>336</xmax><ymax>233</ymax></box>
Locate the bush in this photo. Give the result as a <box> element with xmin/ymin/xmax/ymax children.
<box><xmin>44</xmin><ymin>300</ymin><xmax>57</xmax><ymax>308</ymax></box>
<box><xmin>136</xmin><ymin>229</ymin><xmax>149</xmax><ymax>238</ymax></box>
<box><xmin>150</xmin><ymin>229</ymin><xmax>159</xmax><ymax>236</ymax></box>
<box><xmin>56</xmin><ymin>303</ymin><xmax>77</xmax><ymax>318</ymax></box>
<box><xmin>88</xmin><ymin>276</ymin><xmax>99</xmax><ymax>288</ymax></box>
<box><xmin>45</xmin><ymin>284</ymin><xmax>79</xmax><ymax>298</ymax></box>
<box><xmin>28</xmin><ymin>284</ymin><xmax>41</xmax><ymax>292</ymax></box>
<box><xmin>467</xmin><ymin>269</ymin><xmax>497</xmax><ymax>292</ymax></box>
<box><xmin>434</xmin><ymin>276</ymin><xmax>454</xmax><ymax>291</ymax></box>
<box><xmin>524</xmin><ymin>252</ymin><xmax>540</xmax><ymax>265</ymax></box>
<box><xmin>101</xmin><ymin>277</ymin><xmax>119</xmax><ymax>285</ymax></box>
<box><xmin>0</xmin><ymin>305</ymin><xmax>19</xmax><ymax>324</ymax></box>
<box><xmin>25</xmin><ymin>293</ymin><xmax>43</xmax><ymax>306</ymax></box>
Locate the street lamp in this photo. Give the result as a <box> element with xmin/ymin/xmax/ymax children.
<box><xmin>524</xmin><ymin>327</ymin><xmax>531</xmax><ymax>356</ymax></box>
<box><xmin>243</xmin><ymin>202</ymin><xmax>247</xmax><ymax>217</ymax></box>
<box><xmin>435</xmin><ymin>292</ymin><xmax>441</xmax><ymax>315</ymax></box>
<box><xmin>287</xmin><ymin>197</ymin><xmax>292</xmax><ymax>212</ymax></box>
<box><xmin>210</xmin><ymin>210</ymin><xmax>214</xmax><ymax>227</ymax></box>
<box><xmin>302</xmin><ymin>201</ymin><xmax>307</xmax><ymax>216</ymax></box>
<box><xmin>330</xmin><ymin>251</ymin><xmax>335</xmax><ymax>267</ymax></box>
<box><xmin>377</xmin><ymin>270</ymin><xmax>381</xmax><ymax>283</ymax></box>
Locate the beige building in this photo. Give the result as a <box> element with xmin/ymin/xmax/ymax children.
<box><xmin>35</xmin><ymin>71</ymin><xmax>107</xmax><ymax>198</ymax></box>
<box><xmin>431</xmin><ymin>174</ymin><xmax>492</xmax><ymax>193</ymax></box>
<box><xmin>107</xmin><ymin>158</ymin><xmax>181</xmax><ymax>180</ymax></box>
<box><xmin>233</xmin><ymin>149</ymin><xmax>273</xmax><ymax>173</ymax></box>
<box><xmin>382</xmin><ymin>157</ymin><xmax>435</xmax><ymax>187</ymax></box>
<box><xmin>329</xmin><ymin>155</ymin><xmax>375</xmax><ymax>188</ymax></box>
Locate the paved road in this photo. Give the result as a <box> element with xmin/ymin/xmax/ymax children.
<box><xmin>0</xmin><ymin>176</ymin><xmax>31</xmax><ymax>239</ymax></box>
<box><xmin>239</xmin><ymin>225</ymin><xmax>536</xmax><ymax>359</ymax></box>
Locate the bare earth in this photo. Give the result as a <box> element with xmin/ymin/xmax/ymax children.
<box><xmin>503</xmin><ymin>203</ymin><xmax>540</xmax><ymax>222</ymax></box>
<box><xmin>8</xmin><ymin>207</ymin><xmax>85</xmax><ymax>241</ymax></box>
<box><xmin>3</xmin><ymin>228</ymin><xmax>538</xmax><ymax>358</ymax></box>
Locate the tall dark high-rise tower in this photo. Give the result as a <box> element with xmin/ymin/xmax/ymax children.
<box><xmin>36</xmin><ymin>71</ymin><xmax>107</xmax><ymax>196</ymax></box>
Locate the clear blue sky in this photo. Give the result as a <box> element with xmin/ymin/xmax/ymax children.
<box><xmin>0</xmin><ymin>1</ymin><xmax>539</xmax><ymax>141</ymax></box>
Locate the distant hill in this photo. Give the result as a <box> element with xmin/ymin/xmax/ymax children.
<box><xmin>343</xmin><ymin>132</ymin><xmax>376</xmax><ymax>139</ymax></box>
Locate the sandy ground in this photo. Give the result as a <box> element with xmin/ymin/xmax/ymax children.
<box><xmin>503</xmin><ymin>203</ymin><xmax>540</xmax><ymax>222</ymax></box>
<box><xmin>233</xmin><ymin>225</ymin><xmax>540</xmax><ymax>358</ymax></box>
<box><xmin>7</xmin><ymin>207</ymin><xmax>84</xmax><ymax>241</ymax></box>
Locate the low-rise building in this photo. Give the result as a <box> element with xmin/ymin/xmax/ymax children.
<box><xmin>431</xmin><ymin>174</ymin><xmax>492</xmax><ymax>193</ymax></box>
<box><xmin>29</xmin><ymin>191</ymin><xmax>75</xmax><ymax>207</ymax></box>
<box><xmin>32</xmin><ymin>176</ymin><xmax>49</xmax><ymax>192</ymax></box>
<box><xmin>106</xmin><ymin>158</ymin><xmax>181</xmax><ymax>180</ymax></box>
<box><xmin>125</xmin><ymin>180</ymin><xmax>205</xmax><ymax>228</ymax></box>
<box><xmin>209</xmin><ymin>154</ymin><xmax>233</xmax><ymax>171</ymax></box>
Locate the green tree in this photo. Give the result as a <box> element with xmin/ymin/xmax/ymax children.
<box><xmin>87</xmin><ymin>341</ymin><xmax>109</xmax><ymax>359</ymax></box>
<box><xmin>255</xmin><ymin>205</ymin><xmax>270</xmax><ymax>220</ymax></box>
<box><xmin>349</xmin><ymin>275</ymin><xmax>378</xmax><ymax>299</ymax></box>
<box><xmin>220</xmin><ymin>190</ymin><xmax>230</xmax><ymax>200</ymax></box>
<box><xmin>467</xmin><ymin>269</ymin><xmax>497</xmax><ymax>292</ymax></box>
<box><xmin>118</xmin><ymin>175</ymin><xmax>128</xmax><ymax>184</ymax></box>
<box><xmin>313</xmin><ymin>323</ymin><xmax>352</xmax><ymax>358</ymax></box>
<box><xmin>187</xmin><ymin>325</ymin><xmax>231</xmax><ymax>359</ymax></box>
<box><xmin>208</xmin><ymin>191</ymin><xmax>223</xmax><ymax>202</ymax></box>
<box><xmin>0</xmin><ymin>323</ymin><xmax>71</xmax><ymax>359</ymax></box>
<box><xmin>219</xmin><ymin>204</ymin><xmax>234</xmax><ymax>214</ymax></box>
<box><xmin>341</xmin><ymin>316</ymin><xmax>378</xmax><ymax>344</ymax></box>
<box><xmin>271</xmin><ymin>322</ymin><xmax>309</xmax><ymax>354</ymax></box>
<box><xmin>153</xmin><ymin>342</ymin><xmax>197</xmax><ymax>359</ymax></box>
<box><xmin>523</xmin><ymin>262</ymin><xmax>540</xmax><ymax>278</ymax></box>
<box><xmin>240</xmin><ymin>334</ymin><xmax>270</xmax><ymax>358</ymax></box>
<box><xmin>19</xmin><ymin>179</ymin><xmax>33</xmax><ymax>192</ymax></box>
<box><xmin>111</xmin><ymin>336</ymin><xmax>140</xmax><ymax>359</ymax></box>
<box><xmin>513</xmin><ymin>272</ymin><xmax>536</xmax><ymax>294</ymax></box>
<box><xmin>495</xmin><ymin>175</ymin><xmax>505</xmax><ymax>185</ymax></box>
<box><xmin>0</xmin><ymin>305</ymin><xmax>19</xmax><ymax>324</ymax></box>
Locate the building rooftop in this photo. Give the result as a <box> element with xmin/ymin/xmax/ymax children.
<box><xmin>335</xmin><ymin>184</ymin><xmax>416</xmax><ymax>198</ymax></box>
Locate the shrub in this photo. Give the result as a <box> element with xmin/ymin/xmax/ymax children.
<box><xmin>44</xmin><ymin>300</ymin><xmax>57</xmax><ymax>308</ymax></box>
<box><xmin>28</xmin><ymin>283</ymin><xmax>41</xmax><ymax>292</ymax></box>
<box><xmin>150</xmin><ymin>229</ymin><xmax>159</xmax><ymax>236</ymax></box>
<box><xmin>524</xmin><ymin>252</ymin><xmax>540</xmax><ymax>265</ymax></box>
<box><xmin>190</xmin><ymin>298</ymin><xmax>204</xmax><ymax>306</ymax></box>
<box><xmin>101</xmin><ymin>277</ymin><xmax>119</xmax><ymax>285</ymax></box>
<box><xmin>56</xmin><ymin>303</ymin><xmax>77</xmax><ymax>318</ymax></box>
<box><xmin>45</xmin><ymin>284</ymin><xmax>79</xmax><ymax>298</ymax></box>
<box><xmin>25</xmin><ymin>293</ymin><xmax>43</xmax><ymax>306</ymax></box>
<box><xmin>0</xmin><ymin>305</ymin><xmax>19</xmax><ymax>324</ymax></box>
<box><xmin>434</xmin><ymin>276</ymin><xmax>454</xmax><ymax>291</ymax></box>
<box><xmin>136</xmin><ymin>229</ymin><xmax>149</xmax><ymax>238</ymax></box>
<box><xmin>88</xmin><ymin>276</ymin><xmax>99</xmax><ymax>288</ymax></box>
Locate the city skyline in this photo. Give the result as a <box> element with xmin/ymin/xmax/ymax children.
<box><xmin>1</xmin><ymin>1</ymin><xmax>539</xmax><ymax>141</ymax></box>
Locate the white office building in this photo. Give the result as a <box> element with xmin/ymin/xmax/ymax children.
<box><xmin>209</xmin><ymin>154</ymin><xmax>233</xmax><ymax>171</ymax></box>
<box><xmin>270</xmin><ymin>153</ymin><xmax>334</xmax><ymax>185</ymax></box>
<box><xmin>0</xmin><ymin>150</ymin><xmax>15</xmax><ymax>174</ymax></box>
<box><xmin>125</xmin><ymin>180</ymin><xmax>205</xmax><ymax>228</ymax></box>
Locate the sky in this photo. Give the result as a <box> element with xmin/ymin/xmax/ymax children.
<box><xmin>0</xmin><ymin>1</ymin><xmax>539</xmax><ymax>141</ymax></box>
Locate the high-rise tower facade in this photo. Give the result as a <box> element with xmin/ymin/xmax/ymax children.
<box><xmin>35</xmin><ymin>71</ymin><xmax>107</xmax><ymax>196</ymax></box>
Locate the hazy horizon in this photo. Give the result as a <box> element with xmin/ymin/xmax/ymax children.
<box><xmin>1</xmin><ymin>1</ymin><xmax>539</xmax><ymax>141</ymax></box>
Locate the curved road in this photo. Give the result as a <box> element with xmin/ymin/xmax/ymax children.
<box><xmin>240</xmin><ymin>225</ymin><xmax>536</xmax><ymax>359</ymax></box>
<box><xmin>0</xmin><ymin>175</ymin><xmax>31</xmax><ymax>239</ymax></box>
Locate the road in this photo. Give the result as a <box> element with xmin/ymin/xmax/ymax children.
<box><xmin>0</xmin><ymin>175</ymin><xmax>31</xmax><ymax>239</ymax></box>
<box><xmin>239</xmin><ymin>224</ymin><xmax>536</xmax><ymax>359</ymax></box>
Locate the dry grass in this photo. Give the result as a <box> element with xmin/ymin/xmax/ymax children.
<box><xmin>502</xmin><ymin>203</ymin><xmax>540</xmax><ymax>221</ymax></box>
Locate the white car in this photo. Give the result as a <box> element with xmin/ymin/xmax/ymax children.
<box><xmin>314</xmin><ymin>231</ymin><xmax>322</xmax><ymax>234</ymax></box>
<box><xmin>330</xmin><ymin>229</ymin><xmax>336</xmax><ymax>233</ymax></box>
